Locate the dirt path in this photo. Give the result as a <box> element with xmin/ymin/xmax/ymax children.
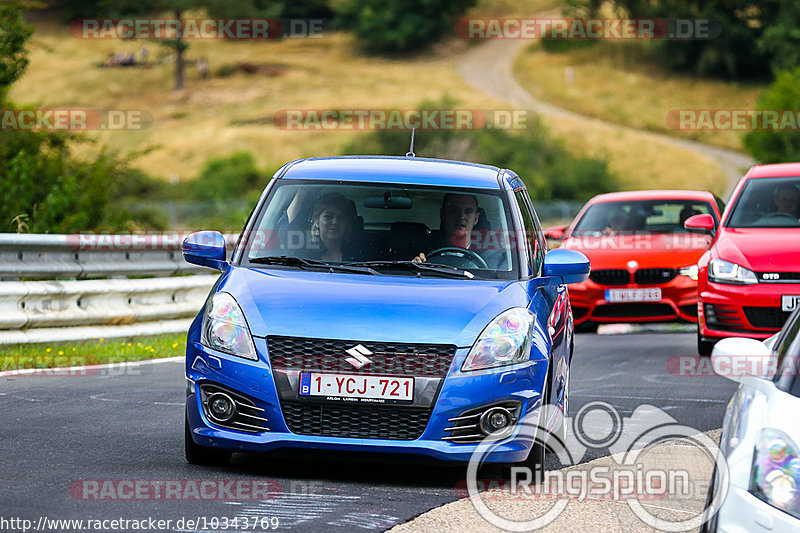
<box><xmin>458</xmin><ymin>37</ymin><xmax>754</xmax><ymax>195</ymax></box>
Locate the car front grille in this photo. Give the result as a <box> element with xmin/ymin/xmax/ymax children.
<box><xmin>743</xmin><ymin>307</ymin><xmax>792</xmax><ymax>329</ymax></box>
<box><xmin>592</xmin><ymin>303</ymin><xmax>675</xmax><ymax>319</ymax></box>
<box><xmin>280</xmin><ymin>401</ymin><xmax>431</xmax><ymax>440</ymax></box>
<box><xmin>634</xmin><ymin>268</ymin><xmax>677</xmax><ymax>285</ymax></box>
<box><xmin>589</xmin><ymin>269</ymin><xmax>630</xmax><ymax>286</ymax></box>
<box><xmin>266</xmin><ymin>336</ymin><xmax>456</xmax><ymax>378</ymax></box>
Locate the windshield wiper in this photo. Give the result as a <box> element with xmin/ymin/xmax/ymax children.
<box><xmin>345</xmin><ymin>260</ymin><xmax>474</xmax><ymax>279</ymax></box>
<box><xmin>249</xmin><ymin>256</ymin><xmax>379</xmax><ymax>275</ymax></box>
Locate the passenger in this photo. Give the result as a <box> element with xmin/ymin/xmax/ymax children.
<box><xmin>309</xmin><ymin>193</ymin><xmax>360</xmax><ymax>262</ymax></box>
<box><xmin>603</xmin><ymin>208</ymin><xmax>628</xmax><ymax>234</ymax></box>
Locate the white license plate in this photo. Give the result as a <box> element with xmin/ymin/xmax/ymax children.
<box><xmin>299</xmin><ymin>373</ymin><xmax>414</xmax><ymax>401</ymax></box>
<box><xmin>781</xmin><ymin>295</ymin><xmax>800</xmax><ymax>312</ymax></box>
<box><xmin>605</xmin><ymin>288</ymin><xmax>662</xmax><ymax>303</ymax></box>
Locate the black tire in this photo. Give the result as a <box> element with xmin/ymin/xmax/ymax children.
<box><xmin>697</xmin><ymin>323</ymin><xmax>716</xmax><ymax>357</ymax></box>
<box><xmin>185</xmin><ymin>414</ymin><xmax>231</xmax><ymax>466</ymax></box>
<box><xmin>574</xmin><ymin>321</ymin><xmax>598</xmax><ymax>334</ymax></box>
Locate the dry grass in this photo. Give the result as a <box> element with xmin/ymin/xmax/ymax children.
<box><xmin>10</xmin><ymin>10</ymin><xmax>731</xmax><ymax>195</ymax></box>
<box><xmin>514</xmin><ymin>40</ymin><xmax>765</xmax><ymax>152</ymax></box>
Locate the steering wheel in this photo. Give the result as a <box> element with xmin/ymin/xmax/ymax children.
<box><xmin>425</xmin><ymin>247</ymin><xmax>488</xmax><ymax>269</ymax></box>
<box><xmin>759</xmin><ymin>211</ymin><xmax>798</xmax><ymax>220</ymax></box>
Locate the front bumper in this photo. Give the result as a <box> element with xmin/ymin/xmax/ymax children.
<box><xmin>185</xmin><ymin>339</ymin><xmax>548</xmax><ymax>464</ymax></box>
<box><xmin>698</xmin><ymin>281</ymin><xmax>800</xmax><ymax>342</ymax></box>
<box><xmin>568</xmin><ymin>275</ymin><xmax>697</xmax><ymax>324</ymax></box>
<box><xmin>716</xmin><ymin>485</ymin><xmax>800</xmax><ymax>533</ymax></box>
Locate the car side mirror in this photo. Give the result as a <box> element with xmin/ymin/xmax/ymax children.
<box><xmin>544</xmin><ymin>224</ymin><xmax>567</xmax><ymax>241</ymax></box>
<box><xmin>684</xmin><ymin>214</ymin><xmax>716</xmax><ymax>237</ymax></box>
<box><xmin>711</xmin><ymin>336</ymin><xmax>772</xmax><ymax>382</ymax></box>
<box><xmin>182</xmin><ymin>231</ymin><xmax>228</xmax><ymax>271</ymax></box>
<box><xmin>543</xmin><ymin>249</ymin><xmax>590</xmax><ymax>284</ymax></box>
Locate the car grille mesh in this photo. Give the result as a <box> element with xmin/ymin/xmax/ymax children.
<box><xmin>743</xmin><ymin>307</ymin><xmax>792</xmax><ymax>329</ymax></box>
<box><xmin>589</xmin><ymin>269</ymin><xmax>629</xmax><ymax>286</ymax></box>
<box><xmin>266</xmin><ymin>336</ymin><xmax>456</xmax><ymax>378</ymax></box>
<box><xmin>634</xmin><ymin>268</ymin><xmax>677</xmax><ymax>285</ymax></box>
<box><xmin>280</xmin><ymin>401</ymin><xmax>431</xmax><ymax>440</ymax></box>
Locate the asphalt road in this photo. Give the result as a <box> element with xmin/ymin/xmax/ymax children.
<box><xmin>1</xmin><ymin>332</ymin><xmax>737</xmax><ymax>532</ymax></box>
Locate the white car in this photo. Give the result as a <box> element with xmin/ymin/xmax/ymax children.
<box><xmin>703</xmin><ymin>308</ymin><xmax>800</xmax><ymax>533</ymax></box>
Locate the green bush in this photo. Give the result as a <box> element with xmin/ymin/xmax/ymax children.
<box><xmin>744</xmin><ymin>67</ymin><xmax>800</xmax><ymax>163</ymax></box>
<box><xmin>342</xmin><ymin>98</ymin><xmax>617</xmax><ymax>202</ymax></box>
<box><xmin>335</xmin><ymin>0</ymin><xmax>476</xmax><ymax>53</ymax></box>
<box><xmin>0</xmin><ymin>125</ymin><xmax>168</xmax><ymax>233</ymax></box>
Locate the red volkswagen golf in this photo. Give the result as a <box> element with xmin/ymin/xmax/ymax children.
<box><xmin>687</xmin><ymin>163</ymin><xmax>800</xmax><ymax>355</ymax></box>
<box><xmin>550</xmin><ymin>190</ymin><xmax>724</xmax><ymax>332</ymax></box>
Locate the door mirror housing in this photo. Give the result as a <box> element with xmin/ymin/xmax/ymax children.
<box><xmin>543</xmin><ymin>249</ymin><xmax>590</xmax><ymax>284</ymax></box>
<box><xmin>684</xmin><ymin>214</ymin><xmax>716</xmax><ymax>236</ymax></box>
<box><xmin>711</xmin><ymin>336</ymin><xmax>772</xmax><ymax>382</ymax></box>
<box><xmin>182</xmin><ymin>231</ymin><xmax>228</xmax><ymax>271</ymax></box>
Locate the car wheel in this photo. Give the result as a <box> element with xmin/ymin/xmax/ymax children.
<box><xmin>185</xmin><ymin>414</ymin><xmax>231</xmax><ymax>466</ymax></box>
<box><xmin>574</xmin><ymin>321</ymin><xmax>598</xmax><ymax>334</ymax></box>
<box><xmin>697</xmin><ymin>323</ymin><xmax>716</xmax><ymax>357</ymax></box>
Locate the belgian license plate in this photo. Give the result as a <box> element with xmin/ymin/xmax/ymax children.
<box><xmin>781</xmin><ymin>295</ymin><xmax>800</xmax><ymax>312</ymax></box>
<box><xmin>299</xmin><ymin>373</ymin><xmax>414</xmax><ymax>401</ymax></box>
<box><xmin>605</xmin><ymin>288</ymin><xmax>662</xmax><ymax>303</ymax></box>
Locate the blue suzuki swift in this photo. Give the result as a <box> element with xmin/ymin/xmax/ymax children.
<box><xmin>183</xmin><ymin>156</ymin><xmax>589</xmax><ymax>468</ymax></box>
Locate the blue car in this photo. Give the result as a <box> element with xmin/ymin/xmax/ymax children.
<box><xmin>182</xmin><ymin>155</ymin><xmax>589</xmax><ymax>468</ymax></box>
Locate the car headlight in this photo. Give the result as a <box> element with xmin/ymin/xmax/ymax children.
<box><xmin>678</xmin><ymin>264</ymin><xmax>699</xmax><ymax>281</ymax></box>
<box><xmin>750</xmin><ymin>428</ymin><xmax>800</xmax><ymax>519</ymax></box>
<box><xmin>709</xmin><ymin>259</ymin><xmax>758</xmax><ymax>285</ymax></box>
<box><xmin>462</xmin><ymin>308</ymin><xmax>534</xmax><ymax>371</ymax></box>
<box><xmin>201</xmin><ymin>292</ymin><xmax>258</xmax><ymax>360</ymax></box>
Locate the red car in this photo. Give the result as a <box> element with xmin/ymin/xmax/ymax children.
<box><xmin>548</xmin><ymin>190</ymin><xmax>723</xmax><ymax>332</ymax></box>
<box><xmin>686</xmin><ymin>164</ymin><xmax>800</xmax><ymax>355</ymax></box>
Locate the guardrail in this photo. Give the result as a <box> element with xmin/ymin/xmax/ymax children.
<box><xmin>0</xmin><ymin>233</ymin><xmax>237</xmax><ymax>280</ymax></box>
<box><xmin>0</xmin><ymin>232</ymin><xmax>235</xmax><ymax>344</ymax></box>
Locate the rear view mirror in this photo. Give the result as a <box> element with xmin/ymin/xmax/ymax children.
<box><xmin>684</xmin><ymin>214</ymin><xmax>716</xmax><ymax>235</ymax></box>
<box><xmin>364</xmin><ymin>191</ymin><xmax>412</xmax><ymax>209</ymax></box>
<box><xmin>543</xmin><ymin>249</ymin><xmax>590</xmax><ymax>284</ymax></box>
<box><xmin>182</xmin><ymin>231</ymin><xmax>228</xmax><ymax>271</ymax></box>
<box><xmin>544</xmin><ymin>225</ymin><xmax>567</xmax><ymax>241</ymax></box>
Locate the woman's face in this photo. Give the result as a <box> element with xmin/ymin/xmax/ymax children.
<box><xmin>317</xmin><ymin>205</ymin><xmax>350</xmax><ymax>244</ymax></box>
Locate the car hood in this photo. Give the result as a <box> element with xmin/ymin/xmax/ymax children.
<box><xmin>561</xmin><ymin>233</ymin><xmax>710</xmax><ymax>270</ymax></box>
<box><xmin>218</xmin><ymin>267</ymin><xmax>530</xmax><ymax>347</ymax></box>
<box><xmin>713</xmin><ymin>228</ymin><xmax>800</xmax><ymax>271</ymax></box>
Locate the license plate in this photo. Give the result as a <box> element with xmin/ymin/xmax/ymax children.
<box><xmin>299</xmin><ymin>373</ymin><xmax>414</xmax><ymax>401</ymax></box>
<box><xmin>605</xmin><ymin>288</ymin><xmax>662</xmax><ymax>303</ymax></box>
<box><xmin>781</xmin><ymin>295</ymin><xmax>800</xmax><ymax>312</ymax></box>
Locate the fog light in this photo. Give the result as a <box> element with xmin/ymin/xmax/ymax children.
<box><xmin>480</xmin><ymin>407</ymin><xmax>512</xmax><ymax>435</ymax></box>
<box><xmin>207</xmin><ymin>392</ymin><xmax>236</xmax><ymax>423</ymax></box>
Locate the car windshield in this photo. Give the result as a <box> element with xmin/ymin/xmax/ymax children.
<box><xmin>239</xmin><ymin>180</ymin><xmax>519</xmax><ymax>279</ymax></box>
<box><xmin>571</xmin><ymin>199</ymin><xmax>714</xmax><ymax>235</ymax></box>
<box><xmin>727</xmin><ymin>177</ymin><xmax>800</xmax><ymax>228</ymax></box>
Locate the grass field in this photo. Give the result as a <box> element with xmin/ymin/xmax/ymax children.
<box><xmin>10</xmin><ymin>6</ymin><xmax>730</xmax><ymax>196</ymax></box>
<box><xmin>514</xmin><ymin>40</ymin><xmax>765</xmax><ymax>152</ymax></box>
<box><xmin>0</xmin><ymin>333</ymin><xmax>186</xmax><ymax>371</ymax></box>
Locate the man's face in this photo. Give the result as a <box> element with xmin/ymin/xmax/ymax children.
<box><xmin>775</xmin><ymin>186</ymin><xmax>800</xmax><ymax>215</ymax></box>
<box><xmin>442</xmin><ymin>195</ymin><xmax>480</xmax><ymax>240</ymax></box>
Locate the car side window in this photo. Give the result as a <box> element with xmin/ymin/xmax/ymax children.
<box><xmin>514</xmin><ymin>189</ymin><xmax>541</xmax><ymax>276</ymax></box>
<box><xmin>774</xmin><ymin>309</ymin><xmax>800</xmax><ymax>394</ymax></box>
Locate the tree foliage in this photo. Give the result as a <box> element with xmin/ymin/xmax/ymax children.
<box><xmin>0</xmin><ymin>0</ymin><xmax>33</xmax><ymax>100</ymax></box>
<box><xmin>335</xmin><ymin>0</ymin><xmax>476</xmax><ymax>53</ymax></box>
<box><xmin>743</xmin><ymin>67</ymin><xmax>800</xmax><ymax>163</ymax></box>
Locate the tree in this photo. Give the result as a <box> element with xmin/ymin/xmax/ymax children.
<box><xmin>336</xmin><ymin>0</ymin><xmax>476</xmax><ymax>53</ymax></box>
<box><xmin>743</xmin><ymin>67</ymin><xmax>800</xmax><ymax>163</ymax></box>
<box><xmin>0</xmin><ymin>0</ymin><xmax>33</xmax><ymax>102</ymax></box>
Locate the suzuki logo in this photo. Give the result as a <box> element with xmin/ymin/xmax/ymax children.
<box><xmin>344</xmin><ymin>344</ymin><xmax>373</xmax><ymax>369</ymax></box>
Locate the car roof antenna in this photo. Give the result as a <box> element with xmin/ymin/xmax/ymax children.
<box><xmin>406</xmin><ymin>128</ymin><xmax>415</xmax><ymax>158</ymax></box>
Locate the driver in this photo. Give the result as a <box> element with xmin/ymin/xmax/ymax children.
<box><xmin>773</xmin><ymin>183</ymin><xmax>800</xmax><ymax>217</ymax></box>
<box><xmin>412</xmin><ymin>193</ymin><xmax>506</xmax><ymax>269</ymax></box>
